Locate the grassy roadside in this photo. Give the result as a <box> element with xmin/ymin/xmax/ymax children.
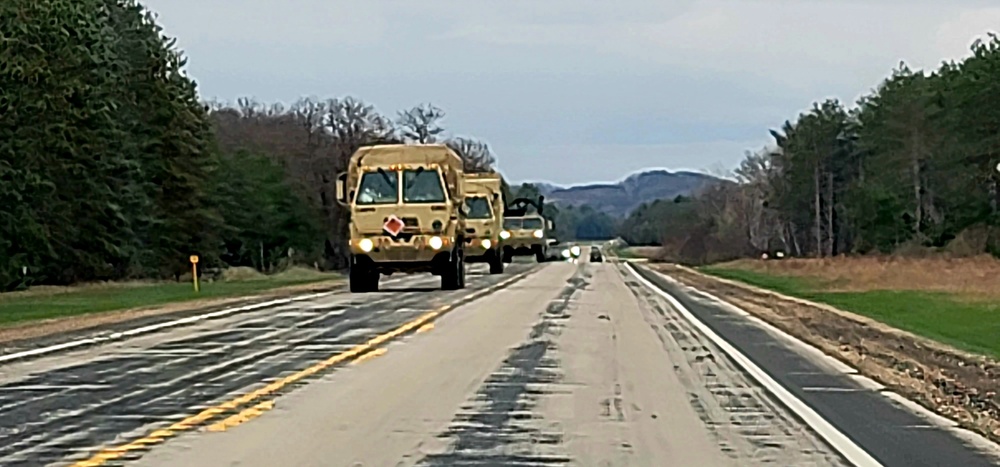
<box><xmin>607</xmin><ymin>246</ymin><xmax>635</xmax><ymax>258</ymax></box>
<box><xmin>609</xmin><ymin>246</ymin><xmax>658</xmax><ymax>259</ymax></box>
<box><xmin>0</xmin><ymin>268</ymin><xmax>342</xmax><ymax>327</ymax></box>
<box><xmin>699</xmin><ymin>258</ymin><xmax>1000</xmax><ymax>358</ymax></box>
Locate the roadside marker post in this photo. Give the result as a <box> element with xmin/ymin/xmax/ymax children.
<box><xmin>190</xmin><ymin>255</ymin><xmax>200</xmax><ymax>292</ymax></box>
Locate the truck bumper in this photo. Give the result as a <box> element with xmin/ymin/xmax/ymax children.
<box><xmin>463</xmin><ymin>238</ymin><xmax>499</xmax><ymax>261</ymax></box>
<box><xmin>503</xmin><ymin>240</ymin><xmax>543</xmax><ymax>253</ymax></box>
<box><xmin>352</xmin><ymin>251</ymin><xmax>455</xmax><ymax>274</ymax></box>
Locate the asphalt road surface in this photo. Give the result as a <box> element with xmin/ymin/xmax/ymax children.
<box><xmin>1</xmin><ymin>250</ymin><xmax>999</xmax><ymax>466</ymax></box>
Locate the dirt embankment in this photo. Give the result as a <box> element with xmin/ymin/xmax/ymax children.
<box><xmin>652</xmin><ymin>263</ymin><xmax>1000</xmax><ymax>443</ymax></box>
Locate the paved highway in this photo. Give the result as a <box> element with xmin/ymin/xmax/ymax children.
<box><xmin>0</xmin><ymin>249</ymin><xmax>998</xmax><ymax>466</ymax></box>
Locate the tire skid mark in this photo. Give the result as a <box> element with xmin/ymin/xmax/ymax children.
<box><xmin>417</xmin><ymin>265</ymin><xmax>589</xmax><ymax>466</ymax></box>
<box><xmin>0</xmin><ymin>266</ymin><xmax>534</xmax><ymax>467</ymax></box>
<box><xmin>617</xmin><ymin>266</ymin><xmax>850</xmax><ymax>466</ymax></box>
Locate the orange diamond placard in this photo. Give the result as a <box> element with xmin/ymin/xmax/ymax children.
<box><xmin>383</xmin><ymin>215</ymin><xmax>405</xmax><ymax>236</ymax></box>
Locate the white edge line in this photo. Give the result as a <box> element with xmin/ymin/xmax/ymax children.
<box><xmin>647</xmin><ymin>267</ymin><xmax>1000</xmax><ymax>458</ymax></box>
<box><xmin>0</xmin><ymin>291</ymin><xmax>336</xmax><ymax>365</ymax></box>
<box><xmin>655</xmin><ymin>271</ymin><xmax>864</xmax><ymax>378</ymax></box>
<box><xmin>625</xmin><ymin>262</ymin><xmax>883</xmax><ymax>467</ymax></box>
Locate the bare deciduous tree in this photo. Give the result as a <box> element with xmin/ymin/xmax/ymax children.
<box><xmin>445</xmin><ymin>137</ymin><xmax>496</xmax><ymax>173</ymax></box>
<box><xmin>397</xmin><ymin>103</ymin><xmax>445</xmax><ymax>144</ymax></box>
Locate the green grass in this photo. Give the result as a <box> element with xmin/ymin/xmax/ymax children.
<box><xmin>699</xmin><ymin>267</ymin><xmax>1000</xmax><ymax>358</ymax></box>
<box><xmin>608</xmin><ymin>246</ymin><xmax>637</xmax><ymax>258</ymax></box>
<box><xmin>0</xmin><ymin>270</ymin><xmax>342</xmax><ymax>327</ymax></box>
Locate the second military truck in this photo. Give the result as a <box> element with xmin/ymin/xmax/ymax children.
<box><xmin>461</xmin><ymin>172</ymin><xmax>505</xmax><ymax>274</ymax></box>
<box><xmin>336</xmin><ymin>144</ymin><xmax>468</xmax><ymax>292</ymax></box>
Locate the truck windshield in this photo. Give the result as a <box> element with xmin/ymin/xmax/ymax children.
<box><xmin>356</xmin><ymin>170</ymin><xmax>398</xmax><ymax>205</ymax></box>
<box><xmin>503</xmin><ymin>218</ymin><xmax>521</xmax><ymax>230</ymax></box>
<box><xmin>465</xmin><ymin>197</ymin><xmax>492</xmax><ymax>219</ymax></box>
<box><xmin>403</xmin><ymin>169</ymin><xmax>446</xmax><ymax>203</ymax></box>
<box><xmin>523</xmin><ymin>218</ymin><xmax>544</xmax><ymax>230</ymax></box>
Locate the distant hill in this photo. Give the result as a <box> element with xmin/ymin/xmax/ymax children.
<box><xmin>519</xmin><ymin>170</ymin><xmax>722</xmax><ymax>217</ymax></box>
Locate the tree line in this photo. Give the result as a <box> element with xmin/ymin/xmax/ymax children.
<box><xmin>620</xmin><ymin>35</ymin><xmax>1000</xmax><ymax>265</ymax></box>
<box><xmin>0</xmin><ymin>1</ymin><xmax>496</xmax><ymax>291</ymax></box>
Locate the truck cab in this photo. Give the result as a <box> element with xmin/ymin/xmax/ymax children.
<box><xmin>336</xmin><ymin>144</ymin><xmax>468</xmax><ymax>292</ymax></box>
<box><xmin>461</xmin><ymin>172</ymin><xmax>505</xmax><ymax>274</ymax></box>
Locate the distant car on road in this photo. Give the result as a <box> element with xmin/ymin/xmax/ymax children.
<box><xmin>590</xmin><ymin>247</ymin><xmax>603</xmax><ymax>262</ymax></box>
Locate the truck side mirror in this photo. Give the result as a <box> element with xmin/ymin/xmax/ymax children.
<box><xmin>335</xmin><ymin>173</ymin><xmax>348</xmax><ymax>206</ymax></box>
<box><xmin>547</xmin><ymin>219</ymin><xmax>554</xmax><ymax>230</ymax></box>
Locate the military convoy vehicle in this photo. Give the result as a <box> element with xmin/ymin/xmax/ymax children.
<box><xmin>500</xmin><ymin>196</ymin><xmax>556</xmax><ymax>263</ymax></box>
<box><xmin>336</xmin><ymin>144</ymin><xmax>468</xmax><ymax>292</ymax></box>
<box><xmin>461</xmin><ymin>172</ymin><xmax>505</xmax><ymax>274</ymax></box>
<box><xmin>589</xmin><ymin>245</ymin><xmax>603</xmax><ymax>262</ymax></box>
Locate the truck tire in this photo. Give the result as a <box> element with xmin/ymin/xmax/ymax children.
<box><xmin>442</xmin><ymin>249</ymin><xmax>463</xmax><ymax>290</ymax></box>
<box><xmin>458</xmin><ymin>250</ymin><xmax>467</xmax><ymax>288</ymax></box>
<box><xmin>349</xmin><ymin>259</ymin><xmax>377</xmax><ymax>293</ymax></box>
<box><xmin>533</xmin><ymin>245</ymin><xmax>545</xmax><ymax>263</ymax></box>
<box><xmin>488</xmin><ymin>250</ymin><xmax>504</xmax><ymax>274</ymax></box>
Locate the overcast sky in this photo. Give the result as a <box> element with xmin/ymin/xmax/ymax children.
<box><xmin>141</xmin><ymin>0</ymin><xmax>1000</xmax><ymax>185</ymax></box>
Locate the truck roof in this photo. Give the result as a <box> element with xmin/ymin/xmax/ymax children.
<box><xmin>351</xmin><ymin>144</ymin><xmax>463</xmax><ymax>170</ymax></box>
<box><xmin>463</xmin><ymin>171</ymin><xmax>503</xmax><ymax>196</ymax></box>
<box><xmin>464</xmin><ymin>172</ymin><xmax>502</xmax><ymax>180</ymax></box>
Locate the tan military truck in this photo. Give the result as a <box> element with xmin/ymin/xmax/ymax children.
<box><xmin>335</xmin><ymin>144</ymin><xmax>468</xmax><ymax>292</ymax></box>
<box><xmin>500</xmin><ymin>197</ymin><xmax>556</xmax><ymax>263</ymax></box>
<box><xmin>461</xmin><ymin>172</ymin><xmax>505</xmax><ymax>274</ymax></box>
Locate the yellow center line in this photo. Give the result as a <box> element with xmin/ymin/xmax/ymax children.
<box><xmin>352</xmin><ymin>347</ymin><xmax>388</xmax><ymax>365</ymax></box>
<box><xmin>206</xmin><ymin>400</ymin><xmax>276</xmax><ymax>432</ymax></box>
<box><xmin>71</xmin><ymin>305</ymin><xmax>451</xmax><ymax>466</ymax></box>
<box><xmin>70</xmin><ymin>268</ymin><xmax>534</xmax><ymax>467</ymax></box>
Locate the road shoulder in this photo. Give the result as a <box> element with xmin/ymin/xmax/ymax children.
<box><xmin>631</xmin><ymin>262</ymin><xmax>1000</xmax><ymax>466</ymax></box>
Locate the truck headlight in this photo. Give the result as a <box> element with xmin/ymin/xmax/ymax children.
<box><xmin>428</xmin><ymin>236</ymin><xmax>444</xmax><ymax>250</ymax></box>
<box><xmin>561</xmin><ymin>249</ymin><xmax>571</xmax><ymax>258</ymax></box>
<box><xmin>533</xmin><ymin>229</ymin><xmax>544</xmax><ymax>238</ymax></box>
<box><xmin>481</xmin><ymin>239</ymin><xmax>492</xmax><ymax>249</ymax></box>
<box><xmin>499</xmin><ymin>230</ymin><xmax>511</xmax><ymax>240</ymax></box>
<box><xmin>358</xmin><ymin>238</ymin><xmax>374</xmax><ymax>252</ymax></box>
<box><xmin>570</xmin><ymin>246</ymin><xmax>581</xmax><ymax>257</ymax></box>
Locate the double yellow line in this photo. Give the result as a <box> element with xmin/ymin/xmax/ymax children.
<box><xmin>71</xmin><ymin>270</ymin><xmax>531</xmax><ymax>466</ymax></box>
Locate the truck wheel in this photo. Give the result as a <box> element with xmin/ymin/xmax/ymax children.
<box><xmin>489</xmin><ymin>251</ymin><xmax>504</xmax><ymax>274</ymax></box>
<box><xmin>533</xmin><ymin>246</ymin><xmax>545</xmax><ymax>263</ymax></box>
<box><xmin>442</xmin><ymin>249</ymin><xmax>461</xmax><ymax>290</ymax></box>
<box><xmin>457</xmin><ymin>248</ymin><xmax>467</xmax><ymax>289</ymax></box>
<box><xmin>350</xmin><ymin>260</ymin><xmax>374</xmax><ymax>293</ymax></box>
<box><xmin>502</xmin><ymin>249</ymin><xmax>512</xmax><ymax>263</ymax></box>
